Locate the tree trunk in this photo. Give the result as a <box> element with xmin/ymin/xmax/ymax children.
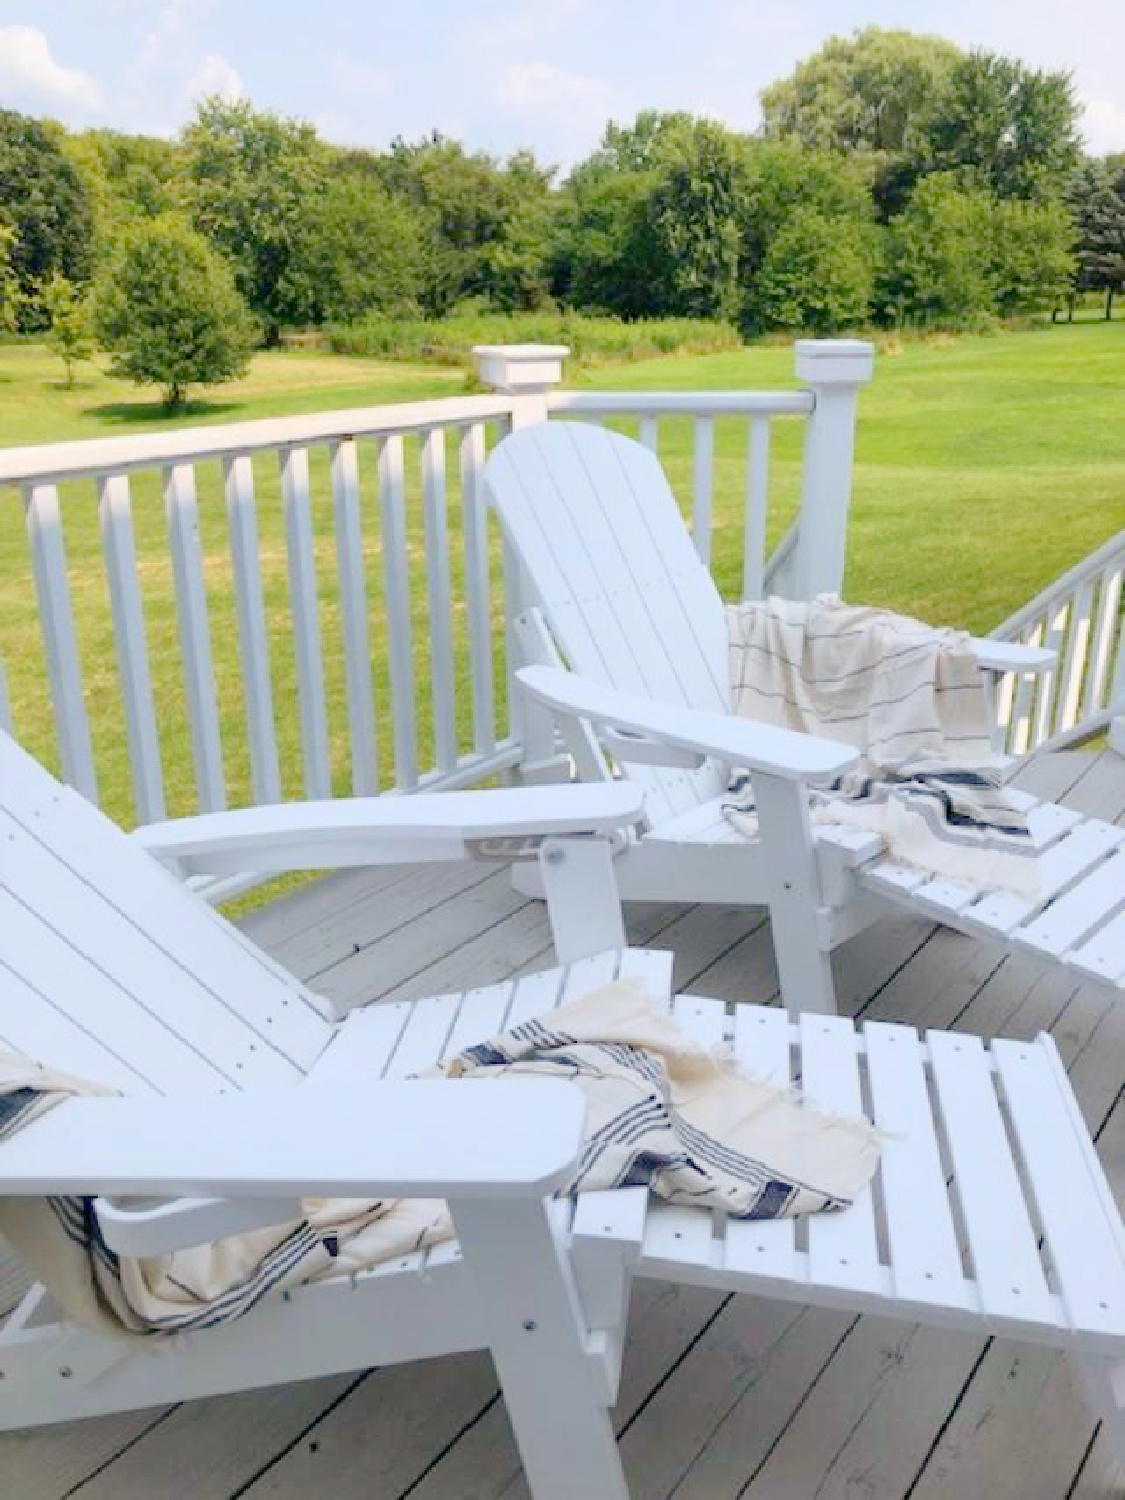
<box><xmin>1108</xmin><ymin>287</ymin><xmax>1115</xmax><ymax>321</ymax></box>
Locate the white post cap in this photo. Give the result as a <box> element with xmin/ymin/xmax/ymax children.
<box><xmin>794</xmin><ymin>339</ymin><xmax>875</xmax><ymax>386</ymax></box>
<box><xmin>473</xmin><ymin>344</ymin><xmax>570</xmax><ymax>393</ymax></box>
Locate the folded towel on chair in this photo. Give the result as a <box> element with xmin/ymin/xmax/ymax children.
<box><xmin>0</xmin><ymin>978</ymin><xmax>880</xmax><ymax>1338</ymax></box>
<box><xmin>723</xmin><ymin>594</ymin><xmax>1038</xmax><ymax>898</ymax></box>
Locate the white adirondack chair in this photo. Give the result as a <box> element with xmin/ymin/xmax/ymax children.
<box><xmin>485</xmin><ymin>420</ymin><xmax>1125</xmax><ymax>1017</ymax></box>
<box><xmin>6</xmin><ymin>728</ymin><xmax>1125</xmax><ymax>1493</ymax></box>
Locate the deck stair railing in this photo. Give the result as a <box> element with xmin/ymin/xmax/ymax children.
<box><xmin>990</xmin><ymin>529</ymin><xmax>1125</xmax><ymax>755</ymax></box>
<box><xmin>0</xmin><ymin>341</ymin><xmax>872</xmax><ymax>897</ymax></box>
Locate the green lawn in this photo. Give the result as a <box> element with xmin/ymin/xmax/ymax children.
<box><xmin>0</xmin><ymin>324</ymin><xmax>1122</xmax><ymax>835</ymax></box>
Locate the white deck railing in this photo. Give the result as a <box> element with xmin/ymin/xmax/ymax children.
<box><xmin>991</xmin><ymin>529</ymin><xmax>1125</xmax><ymax>754</ymax></box>
<box><xmin>0</xmin><ymin>341</ymin><xmax>872</xmax><ymax>883</ymax></box>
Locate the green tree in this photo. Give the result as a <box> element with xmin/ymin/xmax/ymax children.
<box><xmin>760</xmin><ymin>27</ymin><xmax>962</xmax><ymax>154</ymax></box>
<box><xmin>95</xmin><ymin>217</ymin><xmax>256</xmax><ymax>408</ymax></box>
<box><xmin>989</xmin><ymin>197</ymin><xmax>1075</xmax><ymax>316</ymax></box>
<box><xmin>184</xmin><ymin>97</ymin><xmax>329</xmax><ymax>339</ymax></box>
<box><xmin>42</xmin><ymin>274</ymin><xmax>95</xmax><ymax>385</ymax></box>
<box><xmin>883</xmin><ymin>173</ymin><xmax>997</xmax><ymax>326</ymax></box>
<box><xmin>926</xmin><ymin>52</ymin><xmax>1080</xmax><ymax>200</ymax></box>
<box><xmin>376</xmin><ymin>134</ymin><xmax>554</xmax><ymax>312</ymax></box>
<box><xmin>0</xmin><ymin>222</ymin><xmax>21</xmax><ymax>334</ymax></box>
<box><xmin>1066</xmin><ymin>161</ymin><xmax>1125</xmax><ymax>318</ymax></box>
<box><xmin>0</xmin><ymin>110</ymin><xmax>93</xmax><ymax>326</ymax></box>
<box><xmin>280</xmin><ymin>170</ymin><xmax>433</xmax><ymax>323</ymax></box>
<box><xmin>755</xmin><ymin>209</ymin><xmax>877</xmax><ymax>332</ymax></box>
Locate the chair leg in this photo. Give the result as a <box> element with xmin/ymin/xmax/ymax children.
<box><xmin>750</xmin><ymin>771</ymin><xmax>837</xmax><ymax>1015</ymax></box>
<box><xmin>1074</xmin><ymin>1353</ymin><xmax>1125</xmax><ymax>1462</ymax></box>
<box><xmin>450</xmin><ymin>1197</ymin><xmax>629</xmax><ymax>1500</ymax></box>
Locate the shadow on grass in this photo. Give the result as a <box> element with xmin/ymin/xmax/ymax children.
<box><xmin>84</xmin><ymin>398</ymin><xmax>242</xmax><ymax>424</ymax></box>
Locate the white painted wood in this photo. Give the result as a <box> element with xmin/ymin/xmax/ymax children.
<box><xmin>98</xmin><ymin>473</ymin><xmax>165</xmax><ymax>824</ymax></box>
<box><xmin>743</xmin><ymin>416</ymin><xmax>770</xmax><ymax>601</ymax></box>
<box><xmin>548</xmin><ymin>390</ymin><xmax>813</xmax><ymax>417</ymax></box>
<box><xmin>94</xmin><ymin>1194</ymin><xmax>302</xmax><ymax>1257</ymax></box>
<box><xmin>0</xmin><ymin>394</ymin><xmax>517</xmax><ymax>485</ymax></box>
<box><xmin>863</xmin><ymin>1022</ymin><xmax>972</xmax><ymax>1314</ymax></box>
<box><xmin>0</xmin><ymin>655</ymin><xmax>10</xmax><ymax>737</ymax></box>
<box><xmin>1085</xmin><ymin>567</ymin><xmax>1123</xmax><ymax>716</ymax></box>
<box><xmin>164</xmin><ymin>462</ymin><xmax>225</xmax><ymax>813</ymax></box>
<box><xmin>223</xmin><ymin>455</ymin><xmax>281</xmax><ymax>805</ymax></box>
<box><xmin>518</xmin><ymin>666</ymin><xmax>858</xmax><ymax>781</ymax></box>
<box><xmin>460</xmin><ymin>422</ymin><xmax>495</xmax><ymax>756</ymax></box>
<box><xmin>329</xmin><ymin>439</ymin><xmax>378</xmax><ymax>796</ymax></box>
<box><xmin>722</xmin><ymin>1004</ymin><xmax>799</xmax><ymax>1286</ymax></box>
<box><xmin>304</xmin><ymin>999</ymin><xmax>411</xmax><ymax>1087</ymax></box>
<box><xmin>538</xmin><ymin>836</ymin><xmax>628</xmax><ymax>964</ymax></box>
<box><xmin>449</xmin><ymin>1195</ymin><xmax>628</xmax><ymax>1500</ymax></box>
<box><xmin>1019</xmin><ymin>849</ymin><xmax>1125</xmax><ymax>958</ymax></box>
<box><xmin>1058</xmin><ymin>580</ymin><xmax>1096</xmax><ymax>733</ymax></box>
<box><xmin>994</xmin><ymin>1036</ymin><xmax>1125</xmax><ymax>1343</ymax></box>
<box><xmin>1070</xmin><ymin>908</ymin><xmax>1125</xmax><ymax>985</ymax></box>
<box><xmin>378</xmin><ymin>435</ymin><xmax>417</xmax><ymax>789</ymax></box>
<box><xmin>133</xmin><ymin>783</ymin><xmax>643</xmax><ymax>876</ymax></box>
<box><xmin>421</xmin><ymin>428</ymin><xmax>458</xmax><ymax>774</ymax></box>
<box><xmin>691</xmin><ymin>415</ymin><xmax>713</xmax><ymax>565</ymax></box>
<box><xmin>799</xmin><ymin>1013</ymin><xmax>883</xmax><ymax>1298</ymax></box>
<box><xmin>969</xmin><ymin>818</ymin><xmax>1124</xmax><ymax>935</ymax></box>
<box><xmin>1008</xmin><ymin>616</ymin><xmax>1046</xmax><ymax>754</ymax></box>
<box><xmin>639</xmin><ymin>415</ymin><xmax>659</xmax><ymax>454</ymax></box>
<box><xmin>1033</xmin><ymin>598</ymin><xmax>1070</xmax><ymax>748</ymax></box>
<box><xmin>0</xmin><ymin>1080</ymin><xmax>585</xmax><ymax>1199</ymax></box>
<box><xmin>791</xmin><ymin>340</ymin><xmax>874</xmax><ymax>600</ymax></box>
<box><xmin>280</xmin><ymin>446</ymin><xmax>331</xmax><ymax>800</ymax></box>
<box><xmin>927</xmin><ymin>1028</ymin><xmax>1055</xmax><ymax>1335</ymax></box>
<box><xmin>22</xmin><ymin>483</ymin><xmax>97</xmax><ymax>803</ymax></box>
<box><xmin>751</xmin><ymin>771</ymin><xmax>837</xmax><ymax>1014</ymax></box>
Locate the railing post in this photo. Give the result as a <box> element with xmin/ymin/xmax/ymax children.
<box><xmin>474</xmin><ymin>344</ymin><xmax>572</xmax><ymax>784</ymax></box>
<box><xmin>791</xmin><ymin>339</ymin><xmax>874</xmax><ymax>601</ymax></box>
<box><xmin>1111</xmin><ymin>717</ymin><xmax>1125</xmax><ymax>758</ymax></box>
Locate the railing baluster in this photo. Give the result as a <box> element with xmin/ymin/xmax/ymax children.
<box><xmin>743</xmin><ymin>418</ymin><xmax>771</xmax><ymax>601</ymax></box>
<box><xmin>378</xmin><ymin>435</ymin><xmax>417</xmax><ymax>790</ymax></box>
<box><xmin>1055</xmin><ymin>579</ymin><xmax>1095</xmax><ymax>734</ymax></box>
<box><xmin>501</xmin><ymin>532</ymin><xmax>524</xmax><ymax>750</ymax></box>
<box><xmin>280</xmin><ymin>445</ymin><xmax>331</xmax><ymax>800</ymax></box>
<box><xmin>691</xmin><ymin>416</ymin><xmax>714</xmax><ymax>566</ymax></box>
<box><xmin>98</xmin><ymin>473</ymin><xmax>164</xmax><ymax>823</ymax></box>
<box><xmin>22</xmin><ymin>482</ymin><xmax>97</xmax><ymax>802</ymax></box>
<box><xmin>460</xmin><ymin>422</ymin><xmax>495</xmax><ymax>756</ymax></box>
<box><xmin>1032</xmin><ymin>600</ymin><xmax>1069</xmax><ymax>748</ymax></box>
<box><xmin>422</xmin><ymin>428</ymin><xmax>457</xmax><ymax>775</ymax></box>
<box><xmin>164</xmin><ymin>462</ymin><xmax>225</xmax><ymax>813</ymax></box>
<box><xmin>330</xmin><ymin>438</ymin><xmax>378</xmax><ymax>796</ymax></box>
<box><xmin>639</xmin><ymin>415</ymin><xmax>659</xmax><ymax>454</ymax></box>
<box><xmin>1083</xmin><ymin>567</ymin><xmax>1122</xmax><ymax>717</ymax></box>
<box><xmin>223</xmin><ymin>455</ymin><xmax>280</xmax><ymax>806</ymax></box>
<box><xmin>1008</xmin><ymin>617</ymin><xmax>1045</xmax><ymax>755</ymax></box>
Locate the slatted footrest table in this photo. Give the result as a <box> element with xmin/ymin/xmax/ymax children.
<box><xmin>575</xmin><ymin>996</ymin><xmax>1125</xmax><ymax>1362</ymax></box>
<box><xmin>859</xmin><ymin>795</ymin><xmax>1125</xmax><ymax>995</ymax></box>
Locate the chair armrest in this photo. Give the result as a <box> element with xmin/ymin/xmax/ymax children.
<box><xmin>132</xmin><ymin>784</ymin><xmax>645</xmax><ymax>877</ymax></box>
<box><xmin>518</xmin><ymin>666</ymin><xmax>859</xmax><ymax>783</ymax></box>
<box><xmin>0</xmin><ymin>1081</ymin><xmax>584</xmax><ymax>1201</ymax></box>
<box><xmin>972</xmin><ymin>639</ymin><xmax>1056</xmax><ymax>674</ymax></box>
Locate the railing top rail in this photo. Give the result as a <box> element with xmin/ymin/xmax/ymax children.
<box><xmin>546</xmin><ymin>390</ymin><xmax>814</xmax><ymax>417</ymax></box>
<box><xmin>0</xmin><ymin>393</ymin><xmax>517</xmax><ymax>487</ymax></box>
<box><xmin>992</xmin><ymin>528</ymin><xmax>1125</xmax><ymax>638</ymax></box>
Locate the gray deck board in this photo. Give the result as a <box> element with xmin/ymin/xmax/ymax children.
<box><xmin>6</xmin><ymin>747</ymin><xmax>1125</xmax><ymax>1499</ymax></box>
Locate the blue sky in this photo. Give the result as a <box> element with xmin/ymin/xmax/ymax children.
<box><xmin>2</xmin><ymin>0</ymin><xmax>1123</xmax><ymax>168</ymax></box>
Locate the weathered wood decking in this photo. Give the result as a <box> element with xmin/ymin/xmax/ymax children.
<box><xmin>6</xmin><ymin>748</ymin><xmax>1125</xmax><ymax>1499</ymax></box>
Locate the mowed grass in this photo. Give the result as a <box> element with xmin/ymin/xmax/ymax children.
<box><xmin>0</xmin><ymin>323</ymin><xmax>1122</xmax><ymax>834</ymax></box>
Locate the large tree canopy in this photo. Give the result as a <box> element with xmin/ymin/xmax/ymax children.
<box><xmin>0</xmin><ymin>109</ymin><xmax>93</xmax><ymax>325</ymax></box>
<box><xmin>760</xmin><ymin>28</ymin><xmax>962</xmax><ymax>154</ymax></box>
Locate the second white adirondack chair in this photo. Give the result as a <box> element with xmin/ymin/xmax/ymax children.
<box><xmin>485</xmin><ymin>420</ymin><xmax>1125</xmax><ymax>1017</ymax></box>
<box><xmin>7</xmin><ymin>728</ymin><xmax>1125</xmax><ymax>1493</ymax></box>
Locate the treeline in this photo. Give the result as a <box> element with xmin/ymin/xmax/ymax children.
<box><xmin>2</xmin><ymin>26</ymin><xmax>1125</xmax><ymax>362</ymax></box>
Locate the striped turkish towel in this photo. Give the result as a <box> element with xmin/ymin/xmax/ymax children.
<box><xmin>0</xmin><ymin>978</ymin><xmax>881</xmax><ymax>1338</ymax></box>
<box><xmin>723</xmin><ymin>595</ymin><xmax>1038</xmax><ymax>898</ymax></box>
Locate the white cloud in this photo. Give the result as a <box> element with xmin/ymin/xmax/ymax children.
<box><xmin>496</xmin><ymin>61</ymin><xmax>612</xmax><ymax>115</ymax></box>
<box><xmin>0</xmin><ymin>25</ymin><xmax>103</xmax><ymax>115</ymax></box>
<box><xmin>1081</xmin><ymin>95</ymin><xmax>1125</xmax><ymax>155</ymax></box>
<box><xmin>185</xmin><ymin>53</ymin><xmax>245</xmax><ymax>104</ymax></box>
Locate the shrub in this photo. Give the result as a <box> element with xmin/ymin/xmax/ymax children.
<box><xmin>325</xmin><ymin>310</ymin><xmax>740</xmax><ymax>366</ymax></box>
<box><xmin>754</xmin><ymin>209</ymin><xmax>878</xmax><ymax>332</ymax></box>
<box><xmin>95</xmin><ymin>217</ymin><xmax>256</xmax><ymax>407</ymax></box>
